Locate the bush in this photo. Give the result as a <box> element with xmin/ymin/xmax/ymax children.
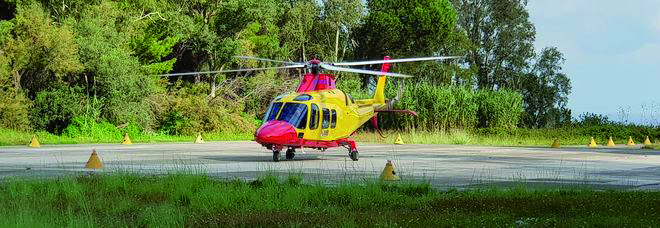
<box><xmin>29</xmin><ymin>87</ymin><xmax>83</xmax><ymax>134</ymax></box>
<box><xmin>0</xmin><ymin>90</ymin><xmax>31</xmax><ymax>131</ymax></box>
<box><xmin>152</xmin><ymin>86</ymin><xmax>258</xmax><ymax>136</ymax></box>
<box><xmin>63</xmin><ymin>116</ymin><xmax>121</xmax><ymax>139</ymax></box>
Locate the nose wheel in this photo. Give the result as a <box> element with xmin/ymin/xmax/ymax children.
<box><xmin>272</xmin><ymin>149</ymin><xmax>281</xmax><ymax>162</ymax></box>
<box><xmin>273</xmin><ymin>147</ymin><xmax>296</xmax><ymax>162</ymax></box>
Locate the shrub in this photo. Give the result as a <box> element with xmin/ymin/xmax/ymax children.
<box><xmin>153</xmin><ymin>85</ymin><xmax>258</xmax><ymax>136</ymax></box>
<box><xmin>0</xmin><ymin>90</ymin><xmax>31</xmax><ymax>131</ymax></box>
<box><xmin>29</xmin><ymin>87</ymin><xmax>83</xmax><ymax>134</ymax></box>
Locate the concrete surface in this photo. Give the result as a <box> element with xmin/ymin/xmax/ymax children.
<box><xmin>1</xmin><ymin>142</ymin><xmax>660</xmax><ymax>190</ymax></box>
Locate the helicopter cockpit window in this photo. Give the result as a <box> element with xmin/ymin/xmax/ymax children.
<box><xmin>277</xmin><ymin>103</ymin><xmax>308</xmax><ymax>129</ymax></box>
<box><xmin>322</xmin><ymin>108</ymin><xmax>330</xmax><ymax>129</ymax></box>
<box><xmin>264</xmin><ymin>102</ymin><xmax>283</xmax><ymax>122</ymax></box>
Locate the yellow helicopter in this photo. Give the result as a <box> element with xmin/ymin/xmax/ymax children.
<box><xmin>162</xmin><ymin>55</ymin><xmax>461</xmax><ymax>161</ymax></box>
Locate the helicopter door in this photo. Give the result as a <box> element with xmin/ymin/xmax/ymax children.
<box><xmin>320</xmin><ymin>108</ymin><xmax>338</xmax><ymax>139</ymax></box>
<box><xmin>321</xmin><ymin>108</ymin><xmax>331</xmax><ymax>139</ymax></box>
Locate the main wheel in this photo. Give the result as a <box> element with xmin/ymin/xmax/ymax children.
<box><xmin>349</xmin><ymin>150</ymin><xmax>359</xmax><ymax>161</ymax></box>
<box><xmin>285</xmin><ymin>148</ymin><xmax>295</xmax><ymax>160</ymax></box>
<box><xmin>272</xmin><ymin>150</ymin><xmax>281</xmax><ymax>162</ymax></box>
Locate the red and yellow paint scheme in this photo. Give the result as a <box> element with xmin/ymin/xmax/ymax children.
<box><xmin>255</xmin><ymin>57</ymin><xmax>409</xmax><ymax>162</ymax></box>
<box><xmin>159</xmin><ymin>55</ymin><xmax>458</xmax><ymax>161</ymax></box>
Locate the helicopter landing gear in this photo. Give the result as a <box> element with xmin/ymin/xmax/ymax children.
<box><xmin>349</xmin><ymin>150</ymin><xmax>359</xmax><ymax>161</ymax></box>
<box><xmin>285</xmin><ymin>148</ymin><xmax>295</xmax><ymax>160</ymax></box>
<box><xmin>272</xmin><ymin>145</ymin><xmax>283</xmax><ymax>162</ymax></box>
<box><xmin>340</xmin><ymin>139</ymin><xmax>359</xmax><ymax>161</ymax></box>
<box><xmin>272</xmin><ymin>150</ymin><xmax>281</xmax><ymax>162</ymax></box>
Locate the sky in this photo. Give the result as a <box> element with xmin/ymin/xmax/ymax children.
<box><xmin>526</xmin><ymin>0</ymin><xmax>660</xmax><ymax>125</ymax></box>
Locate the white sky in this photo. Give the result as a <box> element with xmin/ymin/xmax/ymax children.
<box><xmin>527</xmin><ymin>0</ymin><xmax>660</xmax><ymax>124</ymax></box>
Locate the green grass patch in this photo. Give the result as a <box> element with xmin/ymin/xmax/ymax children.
<box><xmin>353</xmin><ymin>128</ymin><xmax>653</xmax><ymax>146</ymax></box>
<box><xmin>1</xmin><ymin>173</ymin><xmax>660</xmax><ymax>227</ymax></box>
<box><xmin>2</xmin><ymin>126</ymin><xmax>657</xmax><ymax>147</ymax></box>
<box><xmin>0</xmin><ymin>128</ymin><xmax>253</xmax><ymax>146</ymax></box>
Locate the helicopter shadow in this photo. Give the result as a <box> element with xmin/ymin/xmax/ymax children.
<box><xmin>200</xmin><ymin>153</ymin><xmax>338</xmax><ymax>163</ymax></box>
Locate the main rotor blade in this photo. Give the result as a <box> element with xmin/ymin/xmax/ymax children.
<box><xmin>234</xmin><ymin>56</ymin><xmax>303</xmax><ymax>65</ymax></box>
<box><xmin>157</xmin><ymin>65</ymin><xmax>305</xmax><ymax>77</ymax></box>
<box><xmin>333</xmin><ymin>56</ymin><xmax>463</xmax><ymax>66</ymax></box>
<box><xmin>320</xmin><ymin>64</ymin><xmax>412</xmax><ymax>78</ymax></box>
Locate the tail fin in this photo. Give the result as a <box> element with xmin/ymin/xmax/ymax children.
<box><xmin>373</xmin><ymin>56</ymin><xmax>390</xmax><ymax>104</ymax></box>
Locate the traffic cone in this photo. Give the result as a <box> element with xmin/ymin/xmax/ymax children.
<box><xmin>380</xmin><ymin>160</ymin><xmax>400</xmax><ymax>181</ymax></box>
<box><xmin>84</xmin><ymin>149</ymin><xmax>103</xmax><ymax>169</ymax></box>
<box><xmin>626</xmin><ymin>136</ymin><xmax>635</xmax><ymax>146</ymax></box>
<box><xmin>551</xmin><ymin>139</ymin><xmax>560</xmax><ymax>148</ymax></box>
<box><xmin>195</xmin><ymin>132</ymin><xmax>204</xmax><ymax>143</ymax></box>
<box><xmin>644</xmin><ymin>136</ymin><xmax>652</xmax><ymax>145</ymax></box>
<box><xmin>29</xmin><ymin>135</ymin><xmax>40</xmax><ymax>148</ymax></box>
<box><xmin>122</xmin><ymin>133</ymin><xmax>132</xmax><ymax>145</ymax></box>
<box><xmin>588</xmin><ymin>137</ymin><xmax>597</xmax><ymax>148</ymax></box>
<box><xmin>394</xmin><ymin>134</ymin><xmax>404</xmax><ymax>145</ymax></box>
<box><xmin>607</xmin><ymin>137</ymin><xmax>616</xmax><ymax>147</ymax></box>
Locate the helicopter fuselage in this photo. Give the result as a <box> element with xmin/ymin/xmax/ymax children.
<box><xmin>255</xmin><ymin>88</ymin><xmax>377</xmax><ymax>148</ymax></box>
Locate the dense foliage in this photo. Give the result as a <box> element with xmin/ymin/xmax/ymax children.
<box><xmin>0</xmin><ymin>0</ymin><xmax>576</xmax><ymax>136</ymax></box>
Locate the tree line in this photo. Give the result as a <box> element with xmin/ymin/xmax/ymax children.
<box><xmin>0</xmin><ymin>0</ymin><xmax>571</xmax><ymax>136</ymax></box>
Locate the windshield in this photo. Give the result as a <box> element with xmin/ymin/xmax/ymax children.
<box><xmin>264</xmin><ymin>102</ymin><xmax>283</xmax><ymax>122</ymax></box>
<box><xmin>277</xmin><ymin>103</ymin><xmax>308</xmax><ymax>129</ymax></box>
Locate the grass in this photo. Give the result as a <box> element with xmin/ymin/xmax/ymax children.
<box><xmin>353</xmin><ymin>129</ymin><xmax>660</xmax><ymax>147</ymax></box>
<box><xmin>1</xmin><ymin>173</ymin><xmax>660</xmax><ymax>227</ymax></box>
<box><xmin>0</xmin><ymin>128</ymin><xmax>253</xmax><ymax>146</ymax></box>
<box><xmin>2</xmin><ymin>127</ymin><xmax>658</xmax><ymax>148</ymax></box>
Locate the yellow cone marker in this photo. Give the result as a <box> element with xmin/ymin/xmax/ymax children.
<box><xmin>607</xmin><ymin>137</ymin><xmax>616</xmax><ymax>147</ymax></box>
<box><xmin>29</xmin><ymin>135</ymin><xmax>41</xmax><ymax>148</ymax></box>
<box><xmin>122</xmin><ymin>133</ymin><xmax>132</xmax><ymax>145</ymax></box>
<box><xmin>84</xmin><ymin>149</ymin><xmax>103</xmax><ymax>169</ymax></box>
<box><xmin>626</xmin><ymin>136</ymin><xmax>635</xmax><ymax>146</ymax></box>
<box><xmin>195</xmin><ymin>132</ymin><xmax>205</xmax><ymax>144</ymax></box>
<box><xmin>551</xmin><ymin>139</ymin><xmax>560</xmax><ymax>148</ymax></box>
<box><xmin>588</xmin><ymin>137</ymin><xmax>598</xmax><ymax>148</ymax></box>
<box><xmin>644</xmin><ymin>136</ymin><xmax>652</xmax><ymax>145</ymax></box>
<box><xmin>380</xmin><ymin>160</ymin><xmax>400</xmax><ymax>181</ymax></box>
<box><xmin>394</xmin><ymin>134</ymin><xmax>404</xmax><ymax>145</ymax></box>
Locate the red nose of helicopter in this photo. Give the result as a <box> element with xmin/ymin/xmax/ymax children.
<box><xmin>255</xmin><ymin>121</ymin><xmax>298</xmax><ymax>145</ymax></box>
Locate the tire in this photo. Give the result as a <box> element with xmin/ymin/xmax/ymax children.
<box><xmin>349</xmin><ymin>151</ymin><xmax>359</xmax><ymax>161</ymax></box>
<box><xmin>285</xmin><ymin>149</ymin><xmax>295</xmax><ymax>160</ymax></box>
<box><xmin>273</xmin><ymin>151</ymin><xmax>281</xmax><ymax>162</ymax></box>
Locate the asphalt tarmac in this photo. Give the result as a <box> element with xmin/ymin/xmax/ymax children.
<box><xmin>1</xmin><ymin>141</ymin><xmax>659</xmax><ymax>190</ymax></box>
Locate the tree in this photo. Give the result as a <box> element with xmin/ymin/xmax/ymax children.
<box><xmin>3</xmin><ymin>2</ymin><xmax>83</xmax><ymax>97</ymax></box>
<box><xmin>281</xmin><ymin>0</ymin><xmax>319</xmax><ymax>62</ymax></box>
<box><xmin>354</xmin><ymin>0</ymin><xmax>457</xmax><ymax>59</ymax></box>
<box><xmin>453</xmin><ymin>0</ymin><xmax>571</xmax><ymax>127</ymax></box>
<box><xmin>74</xmin><ymin>1</ymin><xmax>157</xmax><ymax>129</ymax></box>
<box><xmin>522</xmin><ymin>47</ymin><xmax>571</xmax><ymax>128</ymax></box>
<box><xmin>452</xmin><ymin>0</ymin><xmax>536</xmax><ymax>91</ymax></box>
<box><xmin>322</xmin><ymin>0</ymin><xmax>364</xmax><ymax>62</ymax></box>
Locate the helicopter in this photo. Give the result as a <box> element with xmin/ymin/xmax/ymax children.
<box><xmin>161</xmin><ymin>55</ymin><xmax>461</xmax><ymax>162</ymax></box>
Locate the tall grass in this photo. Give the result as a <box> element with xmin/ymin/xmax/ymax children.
<box><xmin>352</xmin><ymin>128</ymin><xmax>647</xmax><ymax>146</ymax></box>
<box><xmin>0</xmin><ymin>128</ymin><xmax>253</xmax><ymax>146</ymax></box>
<box><xmin>379</xmin><ymin>82</ymin><xmax>523</xmax><ymax>131</ymax></box>
<box><xmin>1</xmin><ymin>173</ymin><xmax>660</xmax><ymax>227</ymax></box>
